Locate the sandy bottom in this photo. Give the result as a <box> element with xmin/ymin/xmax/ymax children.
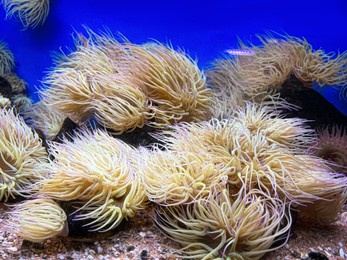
<box><xmin>1</xmin><ymin>203</ymin><xmax>347</xmax><ymax>260</ymax></box>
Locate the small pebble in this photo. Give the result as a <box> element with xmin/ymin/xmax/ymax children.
<box><xmin>97</xmin><ymin>245</ymin><xmax>103</xmax><ymax>254</ymax></box>
<box><xmin>8</xmin><ymin>247</ymin><xmax>18</xmax><ymax>252</ymax></box>
<box><xmin>139</xmin><ymin>232</ymin><xmax>146</xmax><ymax>238</ymax></box>
<box><xmin>140</xmin><ymin>249</ymin><xmax>149</xmax><ymax>260</ymax></box>
<box><xmin>339</xmin><ymin>248</ymin><xmax>345</xmax><ymax>258</ymax></box>
<box><xmin>324</xmin><ymin>251</ymin><xmax>332</xmax><ymax>257</ymax></box>
<box><xmin>127</xmin><ymin>245</ymin><xmax>135</xmax><ymax>252</ymax></box>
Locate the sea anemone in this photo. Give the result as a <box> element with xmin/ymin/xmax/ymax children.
<box><xmin>154</xmin><ymin>117</ymin><xmax>347</xmax><ymax>213</ymax></box>
<box><xmin>2</xmin><ymin>72</ymin><xmax>27</xmax><ymax>94</ymax></box>
<box><xmin>284</xmin><ymin>37</ymin><xmax>347</xmax><ymax>87</ymax></box>
<box><xmin>207</xmin><ymin>33</ymin><xmax>347</xmax><ymax>115</ymax></box>
<box><xmin>152</xmin><ymin>118</ymin><xmax>248</xmax><ymax>157</ymax></box>
<box><xmin>22</xmin><ymin>101</ymin><xmax>67</xmax><ymax>141</ymax></box>
<box><xmin>11</xmin><ymin>94</ymin><xmax>32</xmax><ymax>113</ymax></box>
<box><xmin>128</xmin><ymin>43</ymin><xmax>213</xmax><ymax>128</ymax></box>
<box><xmin>0</xmin><ymin>41</ymin><xmax>15</xmax><ymax>75</ymax></box>
<box><xmin>36</xmin><ymin>129</ymin><xmax>147</xmax><ymax>231</ymax></box>
<box><xmin>207</xmin><ymin>35</ymin><xmax>293</xmax><ymax>113</ymax></box>
<box><xmin>0</xmin><ymin>94</ymin><xmax>11</xmax><ymax>108</ymax></box>
<box><xmin>0</xmin><ymin>108</ymin><xmax>48</xmax><ymax>202</ymax></box>
<box><xmin>40</xmin><ymin>32</ymin><xmax>119</xmax><ymax>122</ymax></box>
<box><xmin>41</xmin><ymin>69</ymin><xmax>98</xmax><ymax>123</ymax></box>
<box><xmin>155</xmin><ymin>188</ymin><xmax>291</xmax><ymax>260</ymax></box>
<box><xmin>290</xmin><ymin>155</ymin><xmax>347</xmax><ymax>224</ymax></box>
<box><xmin>314</xmin><ymin>125</ymin><xmax>347</xmax><ymax>174</ymax></box>
<box><xmin>8</xmin><ymin>198</ymin><xmax>67</xmax><ymax>242</ymax></box>
<box><xmin>1</xmin><ymin>0</ymin><xmax>50</xmax><ymax>30</ymax></box>
<box><xmin>41</xmin><ymin>29</ymin><xmax>212</xmax><ymax>133</ymax></box>
<box><xmin>91</xmin><ymin>74</ymin><xmax>154</xmax><ymax>134</ymax></box>
<box><xmin>141</xmin><ymin>148</ymin><xmax>229</xmax><ymax>206</ymax></box>
<box><xmin>234</xmin><ymin>102</ymin><xmax>316</xmax><ymax>152</ymax></box>
<box><xmin>41</xmin><ymin>31</ymin><xmax>153</xmax><ymax>131</ymax></box>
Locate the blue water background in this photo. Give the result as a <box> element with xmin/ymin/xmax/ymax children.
<box><xmin>0</xmin><ymin>0</ymin><xmax>346</xmax><ymax>115</ymax></box>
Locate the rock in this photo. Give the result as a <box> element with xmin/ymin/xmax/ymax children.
<box><xmin>307</xmin><ymin>251</ymin><xmax>329</xmax><ymax>260</ymax></box>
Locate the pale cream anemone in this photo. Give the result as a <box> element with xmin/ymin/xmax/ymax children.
<box><xmin>8</xmin><ymin>198</ymin><xmax>67</xmax><ymax>242</ymax></box>
<box><xmin>0</xmin><ymin>108</ymin><xmax>48</xmax><ymax>202</ymax></box>
<box><xmin>36</xmin><ymin>129</ymin><xmax>147</xmax><ymax>231</ymax></box>
<box><xmin>155</xmin><ymin>188</ymin><xmax>291</xmax><ymax>260</ymax></box>
<box><xmin>1</xmin><ymin>0</ymin><xmax>50</xmax><ymax>30</ymax></box>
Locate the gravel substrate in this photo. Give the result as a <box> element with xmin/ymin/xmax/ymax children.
<box><xmin>1</xmin><ymin>203</ymin><xmax>347</xmax><ymax>260</ymax></box>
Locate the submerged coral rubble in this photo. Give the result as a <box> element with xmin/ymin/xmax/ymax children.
<box><xmin>1</xmin><ymin>30</ymin><xmax>347</xmax><ymax>260</ymax></box>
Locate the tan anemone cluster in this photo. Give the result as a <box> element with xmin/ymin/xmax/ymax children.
<box><xmin>22</xmin><ymin>100</ymin><xmax>67</xmax><ymax>141</ymax></box>
<box><xmin>1</xmin><ymin>0</ymin><xmax>50</xmax><ymax>30</ymax></box>
<box><xmin>140</xmin><ymin>147</ymin><xmax>229</xmax><ymax>206</ymax></box>
<box><xmin>155</xmin><ymin>189</ymin><xmax>291</xmax><ymax>260</ymax></box>
<box><xmin>35</xmin><ymin>129</ymin><xmax>147</xmax><ymax>232</ymax></box>
<box><xmin>0</xmin><ymin>108</ymin><xmax>48</xmax><ymax>202</ymax></box>
<box><xmin>314</xmin><ymin>125</ymin><xmax>347</xmax><ymax>174</ymax></box>
<box><xmin>0</xmin><ymin>41</ymin><xmax>32</xmax><ymax>112</ymax></box>
<box><xmin>0</xmin><ymin>41</ymin><xmax>15</xmax><ymax>75</ymax></box>
<box><xmin>141</xmin><ymin>102</ymin><xmax>347</xmax><ymax>259</ymax></box>
<box><xmin>0</xmin><ymin>95</ymin><xmax>11</xmax><ymax>108</ymax></box>
<box><xmin>8</xmin><ymin>198</ymin><xmax>67</xmax><ymax>243</ymax></box>
<box><xmin>40</xmin><ymin>29</ymin><xmax>212</xmax><ymax>134</ymax></box>
<box><xmin>3</xmin><ymin>72</ymin><xmax>33</xmax><ymax>113</ymax></box>
<box><xmin>208</xmin><ymin>34</ymin><xmax>347</xmax><ymax>117</ymax></box>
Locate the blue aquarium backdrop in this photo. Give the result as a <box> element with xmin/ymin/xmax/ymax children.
<box><xmin>1</xmin><ymin>0</ymin><xmax>346</xmax><ymax>114</ymax></box>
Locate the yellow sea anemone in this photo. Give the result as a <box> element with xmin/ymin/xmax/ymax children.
<box><xmin>1</xmin><ymin>0</ymin><xmax>50</xmax><ymax>30</ymax></box>
<box><xmin>42</xmin><ymin>29</ymin><xmax>212</xmax><ymax>133</ymax></box>
<box><xmin>282</xmin><ymin>36</ymin><xmax>347</xmax><ymax>87</ymax></box>
<box><xmin>41</xmin><ymin>69</ymin><xmax>97</xmax><ymax>123</ymax></box>
<box><xmin>8</xmin><ymin>198</ymin><xmax>67</xmax><ymax>242</ymax></box>
<box><xmin>223</xmin><ymin>131</ymin><xmax>347</xmax><ymax>209</ymax></box>
<box><xmin>154</xmin><ymin>117</ymin><xmax>347</xmax><ymax>211</ymax></box>
<box><xmin>0</xmin><ymin>94</ymin><xmax>11</xmax><ymax>108</ymax></box>
<box><xmin>207</xmin><ymin>35</ymin><xmax>293</xmax><ymax>113</ymax></box>
<box><xmin>40</xmin><ymin>32</ymin><xmax>119</xmax><ymax>122</ymax></box>
<box><xmin>234</xmin><ymin>102</ymin><xmax>316</xmax><ymax>152</ymax></box>
<box><xmin>153</xmin><ymin>118</ymin><xmax>248</xmax><ymax>157</ymax></box>
<box><xmin>128</xmin><ymin>43</ymin><xmax>213</xmax><ymax>128</ymax></box>
<box><xmin>155</xmin><ymin>188</ymin><xmax>291</xmax><ymax>260</ymax></box>
<box><xmin>91</xmin><ymin>74</ymin><xmax>154</xmax><ymax>134</ymax></box>
<box><xmin>141</xmin><ymin>148</ymin><xmax>229</xmax><ymax>206</ymax></box>
<box><xmin>292</xmin><ymin>155</ymin><xmax>347</xmax><ymax>225</ymax></box>
<box><xmin>314</xmin><ymin>125</ymin><xmax>347</xmax><ymax>174</ymax></box>
<box><xmin>0</xmin><ymin>41</ymin><xmax>15</xmax><ymax>75</ymax></box>
<box><xmin>207</xmin><ymin>33</ymin><xmax>347</xmax><ymax>115</ymax></box>
<box><xmin>0</xmin><ymin>108</ymin><xmax>48</xmax><ymax>202</ymax></box>
<box><xmin>41</xmin><ymin>31</ymin><xmax>154</xmax><ymax>132</ymax></box>
<box><xmin>36</xmin><ymin>129</ymin><xmax>147</xmax><ymax>231</ymax></box>
<box><xmin>22</xmin><ymin>101</ymin><xmax>67</xmax><ymax>141</ymax></box>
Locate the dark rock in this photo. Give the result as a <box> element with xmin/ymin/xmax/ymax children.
<box><xmin>0</xmin><ymin>75</ymin><xmax>13</xmax><ymax>99</ymax></box>
<box><xmin>280</xmin><ymin>75</ymin><xmax>347</xmax><ymax>129</ymax></box>
<box><xmin>59</xmin><ymin>202</ymin><xmax>129</xmax><ymax>242</ymax></box>
<box><xmin>115</xmin><ymin>125</ymin><xmax>162</xmax><ymax>148</ymax></box>
<box><xmin>140</xmin><ymin>249</ymin><xmax>149</xmax><ymax>260</ymax></box>
<box><xmin>291</xmin><ymin>250</ymin><xmax>301</xmax><ymax>258</ymax></box>
<box><xmin>127</xmin><ymin>245</ymin><xmax>135</xmax><ymax>252</ymax></box>
<box><xmin>308</xmin><ymin>251</ymin><xmax>329</xmax><ymax>260</ymax></box>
